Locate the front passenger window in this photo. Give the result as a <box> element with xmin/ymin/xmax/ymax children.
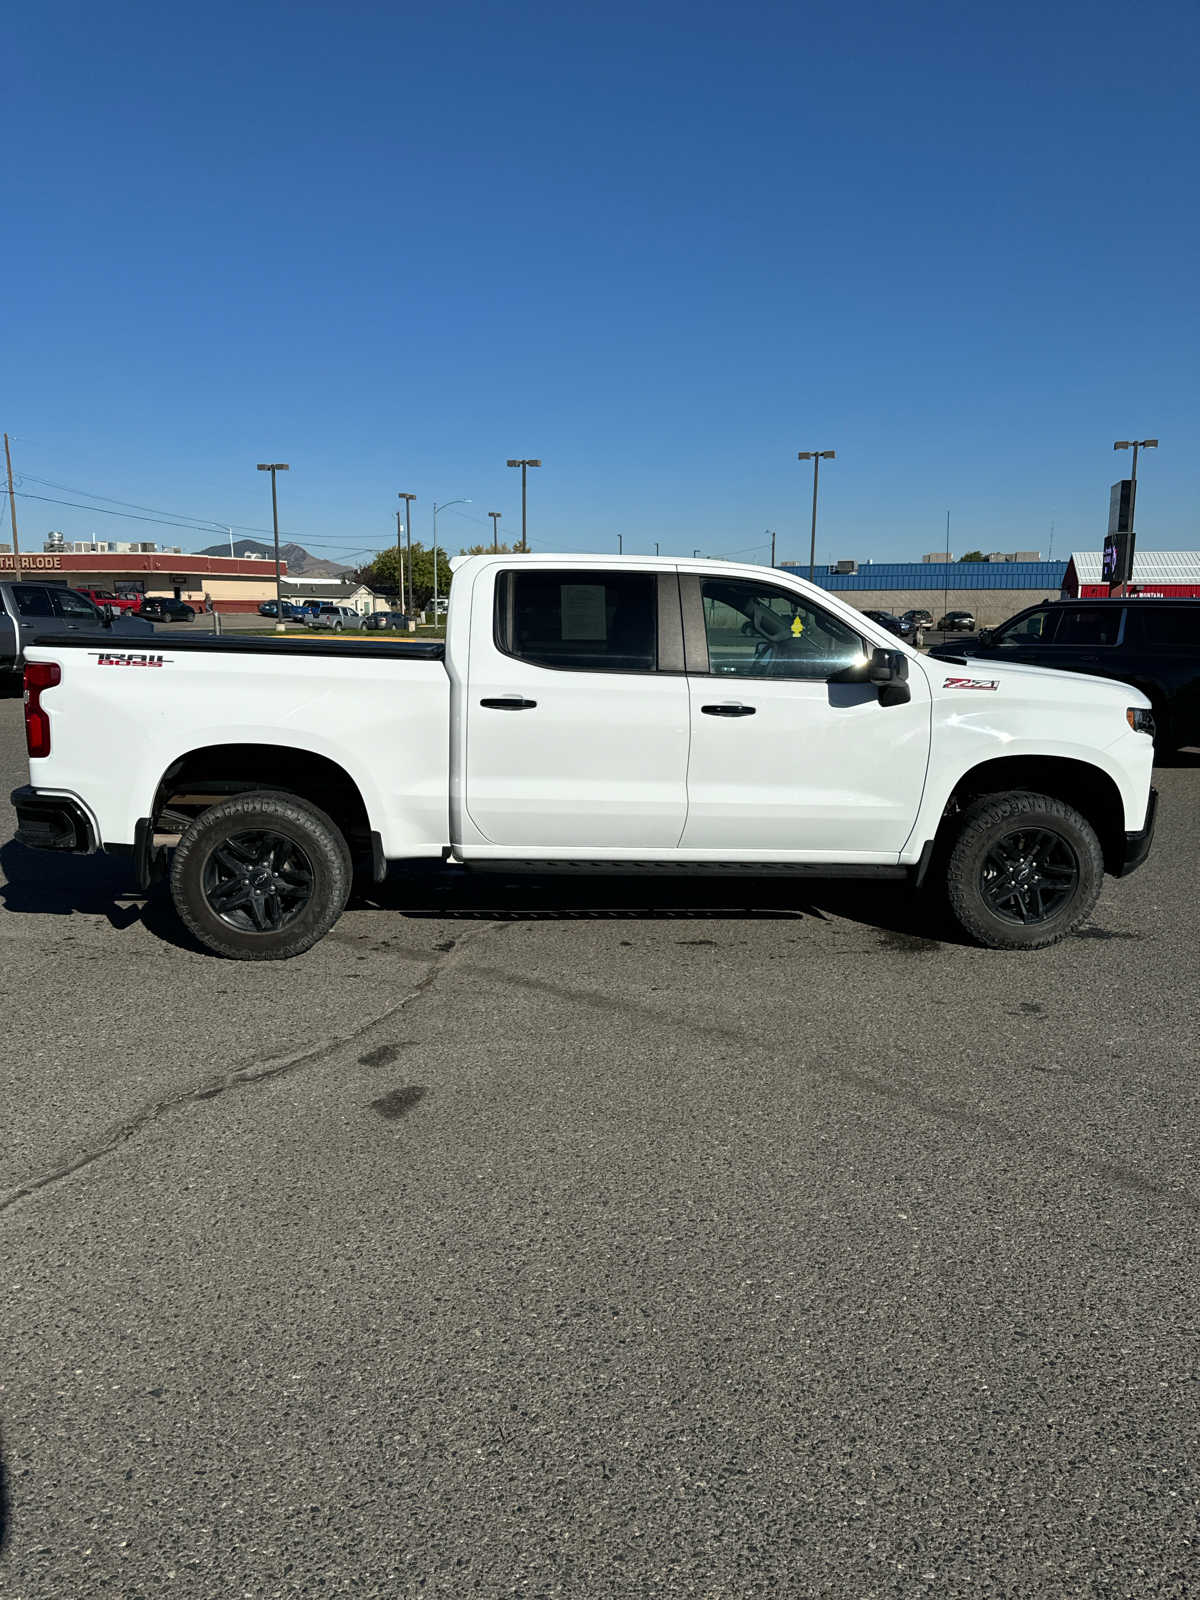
<box><xmin>700</xmin><ymin>578</ymin><xmax>865</xmax><ymax>680</ymax></box>
<box><xmin>995</xmin><ymin>609</ymin><xmax>1058</xmax><ymax>644</ymax></box>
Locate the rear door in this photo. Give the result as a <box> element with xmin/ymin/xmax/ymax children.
<box><xmin>679</xmin><ymin>575</ymin><xmax>930</xmax><ymax>856</ymax></box>
<box><xmin>462</xmin><ymin>565</ymin><xmax>690</xmax><ymax>850</ymax></box>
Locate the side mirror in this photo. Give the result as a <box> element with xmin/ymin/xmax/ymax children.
<box><xmin>101</xmin><ymin>606</ymin><xmax>114</xmax><ymax>629</ymax></box>
<box><xmin>867</xmin><ymin>648</ymin><xmax>911</xmax><ymax>706</ymax></box>
<box><xmin>976</xmin><ymin>627</ymin><xmax>994</xmax><ymax>646</ymax></box>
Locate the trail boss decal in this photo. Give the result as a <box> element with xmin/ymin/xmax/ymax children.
<box><xmin>88</xmin><ymin>651</ymin><xmax>168</xmax><ymax>668</ymax></box>
<box><xmin>943</xmin><ymin>675</ymin><xmax>998</xmax><ymax>691</ymax></box>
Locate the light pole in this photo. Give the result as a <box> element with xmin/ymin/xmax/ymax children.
<box><xmin>506</xmin><ymin>459</ymin><xmax>541</xmax><ymax>550</ymax></box>
<box><xmin>693</xmin><ymin>549</ymin><xmax>702</xmax><ymax>558</ymax></box>
<box><xmin>1113</xmin><ymin>439</ymin><xmax>1157</xmax><ymax>593</ymax></box>
<box><xmin>488</xmin><ymin>511</ymin><xmax>502</xmax><ymax>552</ymax></box>
<box><xmin>617</xmin><ymin>533</ymin><xmax>623</xmax><ymax>554</ymax></box>
<box><xmin>256</xmin><ymin>463</ymin><xmax>289</xmax><ymax>631</ymax></box>
<box><xmin>797</xmin><ymin>450</ymin><xmax>835</xmax><ymax>582</ymax></box>
<box><xmin>432</xmin><ymin>498</ymin><xmax>470</xmax><ymax>614</ymax></box>
<box><xmin>397</xmin><ymin>492</ymin><xmax>416</xmax><ymax>611</ymax></box>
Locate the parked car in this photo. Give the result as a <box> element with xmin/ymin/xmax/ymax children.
<box><xmin>138</xmin><ymin>597</ymin><xmax>195</xmax><ymax>623</ymax></box>
<box><xmin>0</xmin><ymin>581</ymin><xmax>155</xmax><ymax>674</ymax></box>
<box><xmin>361</xmin><ymin>610</ymin><xmax>414</xmax><ymax>631</ymax></box>
<box><xmin>900</xmin><ymin>608</ymin><xmax>934</xmax><ymax>631</ymax></box>
<box><xmin>75</xmin><ymin>587</ymin><xmax>142</xmax><ymax>615</ymax></box>
<box><xmin>861</xmin><ymin>609</ymin><xmax>910</xmax><ymax>639</ymax></box>
<box><xmin>14</xmin><ymin>555</ymin><xmax>1156</xmax><ymax>959</ymax></box>
<box><xmin>938</xmin><ymin>610</ymin><xmax>976</xmax><ymax>631</ymax></box>
<box><xmin>930</xmin><ymin>597</ymin><xmax>1200</xmax><ymax>754</ymax></box>
<box><xmin>257</xmin><ymin>599</ymin><xmax>306</xmax><ymax>620</ymax></box>
<box><xmin>305</xmin><ymin>604</ymin><xmax>359</xmax><ymax>631</ymax></box>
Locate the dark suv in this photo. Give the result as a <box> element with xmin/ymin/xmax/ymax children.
<box><xmin>931</xmin><ymin>598</ymin><xmax>1200</xmax><ymax>754</ymax></box>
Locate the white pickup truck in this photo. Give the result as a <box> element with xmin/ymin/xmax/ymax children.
<box><xmin>12</xmin><ymin>554</ymin><xmax>1157</xmax><ymax>959</ymax></box>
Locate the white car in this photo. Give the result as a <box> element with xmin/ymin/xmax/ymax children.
<box><xmin>13</xmin><ymin>554</ymin><xmax>1156</xmax><ymax>959</ymax></box>
<box><xmin>304</xmin><ymin>604</ymin><xmax>358</xmax><ymax>631</ymax></box>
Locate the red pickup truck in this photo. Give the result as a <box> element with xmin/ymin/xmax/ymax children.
<box><xmin>75</xmin><ymin>588</ymin><xmax>142</xmax><ymax>614</ymax></box>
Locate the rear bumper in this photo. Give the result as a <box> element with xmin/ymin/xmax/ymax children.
<box><xmin>1115</xmin><ymin>787</ymin><xmax>1158</xmax><ymax>878</ymax></box>
<box><xmin>11</xmin><ymin>785</ymin><xmax>98</xmax><ymax>854</ymax></box>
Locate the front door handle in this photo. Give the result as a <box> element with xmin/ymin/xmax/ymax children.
<box><xmin>701</xmin><ymin>702</ymin><xmax>756</xmax><ymax>717</ymax></box>
<box><xmin>480</xmin><ymin>696</ymin><xmax>538</xmax><ymax>710</ymax></box>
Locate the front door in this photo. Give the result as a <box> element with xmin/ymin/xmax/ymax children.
<box><xmin>463</xmin><ymin>566</ymin><xmax>690</xmax><ymax>850</ymax></box>
<box><xmin>680</xmin><ymin>576</ymin><xmax>931</xmax><ymax>857</ymax></box>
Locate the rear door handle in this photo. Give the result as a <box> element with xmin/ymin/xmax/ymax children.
<box><xmin>480</xmin><ymin>696</ymin><xmax>538</xmax><ymax>710</ymax></box>
<box><xmin>701</xmin><ymin>702</ymin><xmax>756</xmax><ymax>717</ymax></box>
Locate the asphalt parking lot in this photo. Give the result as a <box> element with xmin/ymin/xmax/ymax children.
<box><xmin>1</xmin><ymin>700</ymin><xmax>1197</xmax><ymax>1598</ymax></box>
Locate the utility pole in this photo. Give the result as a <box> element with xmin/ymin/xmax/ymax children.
<box><xmin>654</xmin><ymin>542</ymin><xmax>660</xmax><ymax>556</ymax></box>
<box><xmin>4</xmin><ymin>433</ymin><xmax>22</xmax><ymax>581</ymax></box>
<box><xmin>256</xmin><ymin>463</ymin><xmax>289</xmax><ymax>631</ymax></box>
<box><xmin>488</xmin><ymin>511</ymin><xmax>502</xmax><ymax>552</ymax></box>
<box><xmin>617</xmin><ymin>533</ymin><xmax>623</xmax><ymax>554</ymax></box>
<box><xmin>797</xmin><ymin>450</ymin><xmax>835</xmax><ymax>582</ymax></box>
<box><xmin>395</xmin><ymin>510</ymin><xmax>407</xmax><ymax>611</ymax></box>
<box><xmin>769</xmin><ymin>529</ymin><xmax>776</xmax><ymax>568</ymax></box>
<box><xmin>397</xmin><ymin>493</ymin><xmax>416</xmax><ymax>611</ymax></box>
<box><xmin>506</xmin><ymin>459</ymin><xmax>541</xmax><ymax>550</ymax></box>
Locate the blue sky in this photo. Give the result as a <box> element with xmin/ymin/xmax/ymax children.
<box><xmin>5</xmin><ymin>0</ymin><xmax>1198</xmax><ymax>568</ymax></box>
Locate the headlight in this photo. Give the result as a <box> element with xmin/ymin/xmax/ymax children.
<box><xmin>1127</xmin><ymin>706</ymin><xmax>1155</xmax><ymax>737</ymax></box>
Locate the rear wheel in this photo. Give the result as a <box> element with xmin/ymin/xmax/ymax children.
<box><xmin>170</xmin><ymin>791</ymin><xmax>352</xmax><ymax>959</ymax></box>
<box><xmin>944</xmin><ymin>790</ymin><xmax>1103</xmax><ymax>950</ymax></box>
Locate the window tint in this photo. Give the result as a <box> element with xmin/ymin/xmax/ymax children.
<box><xmin>10</xmin><ymin>585</ymin><xmax>55</xmax><ymax>617</ymax></box>
<box><xmin>1133</xmin><ymin>607</ymin><xmax>1200</xmax><ymax>648</ymax></box>
<box><xmin>500</xmin><ymin>570</ymin><xmax>657</xmax><ymax>673</ymax></box>
<box><xmin>996</xmin><ymin>608</ymin><xmax>1059</xmax><ymax>644</ymax></box>
<box><xmin>700</xmin><ymin>578</ymin><xmax>865</xmax><ymax>680</ymax></box>
<box><xmin>1053</xmin><ymin>607</ymin><xmax>1123</xmax><ymax>646</ymax></box>
<box><xmin>54</xmin><ymin>589</ymin><xmax>102</xmax><ymax>620</ymax></box>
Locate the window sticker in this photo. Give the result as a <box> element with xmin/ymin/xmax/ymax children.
<box><xmin>560</xmin><ymin>584</ymin><xmax>608</xmax><ymax>640</ymax></box>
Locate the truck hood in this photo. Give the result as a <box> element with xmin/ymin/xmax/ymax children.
<box><xmin>919</xmin><ymin>653</ymin><xmax>1150</xmax><ymax>709</ymax></box>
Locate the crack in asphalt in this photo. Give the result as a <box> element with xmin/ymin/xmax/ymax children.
<box><xmin>0</xmin><ymin>921</ymin><xmax>505</xmax><ymax>1218</ymax></box>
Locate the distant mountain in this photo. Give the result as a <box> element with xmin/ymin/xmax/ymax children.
<box><xmin>197</xmin><ymin>538</ymin><xmax>351</xmax><ymax>578</ymax></box>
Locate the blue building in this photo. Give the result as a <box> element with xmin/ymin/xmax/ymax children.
<box><xmin>778</xmin><ymin>560</ymin><xmax>1069</xmax><ymax>594</ymax></box>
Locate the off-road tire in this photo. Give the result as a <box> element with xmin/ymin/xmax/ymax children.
<box><xmin>944</xmin><ymin>789</ymin><xmax>1103</xmax><ymax>950</ymax></box>
<box><xmin>170</xmin><ymin>790</ymin><xmax>352</xmax><ymax>960</ymax></box>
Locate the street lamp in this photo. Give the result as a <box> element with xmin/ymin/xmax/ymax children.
<box><xmin>432</xmin><ymin>498</ymin><xmax>470</xmax><ymax>614</ymax></box>
<box><xmin>506</xmin><ymin>459</ymin><xmax>541</xmax><ymax>551</ymax></box>
<box><xmin>397</xmin><ymin>493</ymin><xmax>416</xmax><ymax>612</ymax></box>
<box><xmin>256</xmin><ymin>463</ymin><xmax>289</xmax><ymax>631</ymax></box>
<box><xmin>1113</xmin><ymin>441</ymin><xmax>1157</xmax><ymax>592</ymax></box>
<box><xmin>617</xmin><ymin>533</ymin><xmax>623</xmax><ymax>554</ymax></box>
<box><xmin>488</xmin><ymin>511</ymin><xmax>502</xmax><ymax>552</ymax></box>
<box><xmin>797</xmin><ymin>450</ymin><xmax>835</xmax><ymax>583</ymax></box>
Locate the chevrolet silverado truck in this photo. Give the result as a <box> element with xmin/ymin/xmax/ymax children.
<box><xmin>11</xmin><ymin>554</ymin><xmax>1157</xmax><ymax>959</ymax></box>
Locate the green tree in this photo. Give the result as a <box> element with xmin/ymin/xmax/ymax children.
<box><xmin>958</xmin><ymin>550</ymin><xmax>987</xmax><ymax>562</ymax></box>
<box><xmin>459</xmin><ymin>542</ymin><xmax>524</xmax><ymax>555</ymax></box>
<box><xmin>354</xmin><ymin>542</ymin><xmax>452</xmax><ymax>609</ymax></box>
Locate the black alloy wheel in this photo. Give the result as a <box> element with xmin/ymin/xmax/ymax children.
<box><xmin>170</xmin><ymin>791</ymin><xmax>352</xmax><ymax>959</ymax></box>
<box><xmin>979</xmin><ymin>827</ymin><xmax>1078</xmax><ymax>925</ymax></box>
<box><xmin>202</xmin><ymin>830</ymin><xmax>315</xmax><ymax>933</ymax></box>
<box><xmin>943</xmin><ymin>789</ymin><xmax>1103</xmax><ymax>950</ymax></box>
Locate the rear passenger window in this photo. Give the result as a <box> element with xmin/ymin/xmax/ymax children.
<box><xmin>498</xmin><ymin>570</ymin><xmax>657</xmax><ymax>673</ymax></box>
<box><xmin>10</xmin><ymin>585</ymin><xmax>55</xmax><ymax>617</ymax></box>
<box><xmin>1053</xmin><ymin>608</ymin><xmax>1124</xmax><ymax>646</ymax></box>
<box><xmin>1134</xmin><ymin>608</ymin><xmax>1200</xmax><ymax>647</ymax></box>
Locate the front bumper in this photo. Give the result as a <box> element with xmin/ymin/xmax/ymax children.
<box><xmin>11</xmin><ymin>785</ymin><xmax>98</xmax><ymax>854</ymax></box>
<box><xmin>1114</xmin><ymin>786</ymin><xmax>1158</xmax><ymax>878</ymax></box>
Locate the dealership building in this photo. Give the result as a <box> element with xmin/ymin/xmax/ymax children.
<box><xmin>0</xmin><ymin>539</ymin><xmax>294</xmax><ymax>612</ymax></box>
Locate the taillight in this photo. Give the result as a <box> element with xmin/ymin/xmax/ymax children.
<box><xmin>24</xmin><ymin>662</ymin><xmax>61</xmax><ymax>759</ymax></box>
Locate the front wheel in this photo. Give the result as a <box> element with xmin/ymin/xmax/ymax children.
<box><xmin>943</xmin><ymin>790</ymin><xmax>1104</xmax><ymax>950</ymax></box>
<box><xmin>169</xmin><ymin>791</ymin><xmax>352</xmax><ymax>959</ymax></box>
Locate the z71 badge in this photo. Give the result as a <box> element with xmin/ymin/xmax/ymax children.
<box><xmin>943</xmin><ymin>675</ymin><xmax>998</xmax><ymax>691</ymax></box>
<box><xmin>88</xmin><ymin>652</ymin><xmax>168</xmax><ymax>668</ymax></box>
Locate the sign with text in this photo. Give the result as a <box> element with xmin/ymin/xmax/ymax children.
<box><xmin>1102</xmin><ymin>532</ymin><xmax>1132</xmax><ymax>588</ymax></box>
<box><xmin>0</xmin><ymin>553</ymin><xmax>63</xmax><ymax>570</ymax></box>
